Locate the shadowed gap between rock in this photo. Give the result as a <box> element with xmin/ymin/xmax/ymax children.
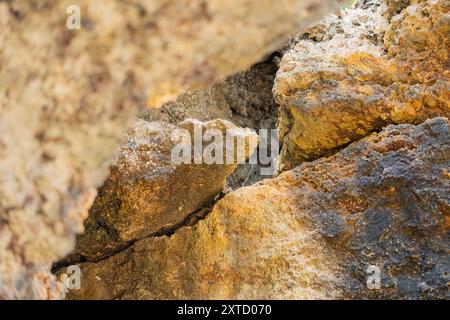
<box><xmin>51</xmin><ymin>192</ymin><xmax>225</xmax><ymax>273</ymax></box>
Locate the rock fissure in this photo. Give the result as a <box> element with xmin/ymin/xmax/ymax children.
<box><xmin>1</xmin><ymin>0</ymin><xmax>346</xmax><ymax>299</ymax></box>
<box><xmin>53</xmin><ymin>192</ymin><xmax>222</xmax><ymax>270</ymax></box>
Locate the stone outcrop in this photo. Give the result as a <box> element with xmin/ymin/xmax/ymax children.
<box><xmin>3</xmin><ymin>0</ymin><xmax>448</xmax><ymax>301</ymax></box>
<box><xmin>142</xmin><ymin>59</ymin><xmax>279</xmax><ymax>130</ymax></box>
<box><xmin>68</xmin><ymin>118</ymin><xmax>257</xmax><ymax>262</ymax></box>
<box><xmin>274</xmin><ymin>0</ymin><xmax>449</xmax><ymax>169</ymax></box>
<box><xmin>0</xmin><ymin>0</ymin><xmax>341</xmax><ymax>299</ymax></box>
<box><xmin>56</xmin><ymin>58</ymin><xmax>277</xmax><ymax>271</ymax></box>
<box><xmin>65</xmin><ymin>118</ymin><xmax>449</xmax><ymax>300</ymax></box>
<box><xmin>141</xmin><ymin>58</ymin><xmax>280</xmax><ymax>189</ymax></box>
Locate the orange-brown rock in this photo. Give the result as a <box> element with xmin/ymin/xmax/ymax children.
<box><xmin>0</xmin><ymin>0</ymin><xmax>342</xmax><ymax>299</ymax></box>
<box><xmin>66</xmin><ymin>117</ymin><xmax>449</xmax><ymax>300</ymax></box>
<box><xmin>70</xmin><ymin>118</ymin><xmax>258</xmax><ymax>262</ymax></box>
<box><xmin>274</xmin><ymin>0</ymin><xmax>449</xmax><ymax>170</ymax></box>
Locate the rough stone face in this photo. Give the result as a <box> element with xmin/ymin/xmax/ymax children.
<box><xmin>274</xmin><ymin>0</ymin><xmax>450</xmax><ymax>169</ymax></box>
<box><xmin>0</xmin><ymin>0</ymin><xmax>342</xmax><ymax>299</ymax></box>
<box><xmin>142</xmin><ymin>58</ymin><xmax>280</xmax><ymax>189</ymax></box>
<box><xmin>65</xmin><ymin>117</ymin><xmax>450</xmax><ymax>300</ymax></box>
<box><xmin>59</xmin><ymin>59</ymin><xmax>276</xmax><ymax>269</ymax></box>
<box><xmin>69</xmin><ymin>118</ymin><xmax>258</xmax><ymax>262</ymax></box>
<box><xmin>142</xmin><ymin>59</ymin><xmax>279</xmax><ymax>131</ymax></box>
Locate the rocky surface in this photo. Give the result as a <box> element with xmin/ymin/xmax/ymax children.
<box><xmin>65</xmin><ymin>117</ymin><xmax>449</xmax><ymax>300</ymax></box>
<box><xmin>57</xmin><ymin>59</ymin><xmax>277</xmax><ymax>270</ymax></box>
<box><xmin>3</xmin><ymin>0</ymin><xmax>448</xmax><ymax>301</ymax></box>
<box><xmin>67</xmin><ymin>118</ymin><xmax>257</xmax><ymax>262</ymax></box>
<box><xmin>141</xmin><ymin>59</ymin><xmax>279</xmax><ymax>130</ymax></box>
<box><xmin>0</xmin><ymin>0</ymin><xmax>341</xmax><ymax>299</ymax></box>
<box><xmin>141</xmin><ymin>58</ymin><xmax>280</xmax><ymax>189</ymax></box>
<box><xmin>274</xmin><ymin>0</ymin><xmax>450</xmax><ymax>170</ymax></box>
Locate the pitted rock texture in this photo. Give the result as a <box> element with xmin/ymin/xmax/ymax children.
<box><xmin>65</xmin><ymin>119</ymin><xmax>258</xmax><ymax>262</ymax></box>
<box><xmin>274</xmin><ymin>0</ymin><xmax>450</xmax><ymax>170</ymax></box>
<box><xmin>66</xmin><ymin>118</ymin><xmax>449</xmax><ymax>300</ymax></box>
<box><xmin>142</xmin><ymin>58</ymin><xmax>279</xmax><ymax>131</ymax></box>
<box><xmin>142</xmin><ymin>58</ymin><xmax>280</xmax><ymax>189</ymax></box>
<box><xmin>0</xmin><ymin>0</ymin><xmax>342</xmax><ymax>299</ymax></box>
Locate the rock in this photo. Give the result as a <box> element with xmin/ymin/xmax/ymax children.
<box><xmin>65</xmin><ymin>117</ymin><xmax>449</xmax><ymax>300</ymax></box>
<box><xmin>274</xmin><ymin>0</ymin><xmax>450</xmax><ymax>170</ymax></box>
<box><xmin>62</xmin><ymin>59</ymin><xmax>277</xmax><ymax>265</ymax></box>
<box><xmin>142</xmin><ymin>58</ymin><xmax>280</xmax><ymax>189</ymax></box>
<box><xmin>141</xmin><ymin>58</ymin><xmax>279</xmax><ymax>131</ymax></box>
<box><xmin>0</xmin><ymin>0</ymin><xmax>341</xmax><ymax>298</ymax></box>
<box><xmin>66</xmin><ymin>118</ymin><xmax>258</xmax><ymax>262</ymax></box>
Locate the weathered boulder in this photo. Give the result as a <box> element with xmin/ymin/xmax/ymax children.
<box><xmin>64</xmin><ymin>119</ymin><xmax>258</xmax><ymax>262</ymax></box>
<box><xmin>0</xmin><ymin>0</ymin><xmax>342</xmax><ymax>298</ymax></box>
<box><xmin>274</xmin><ymin>0</ymin><xmax>450</xmax><ymax>169</ymax></box>
<box><xmin>66</xmin><ymin>117</ymin><xmax>449</xmax><ymax>300</ymax></box>
<box><xmin>57</xmin><ymin>59</ymin><xmax>276</xmax><ymax>270</ymax></box>
<box><xmin>142</xmin><ymin>58</ymin><xmax>280</xmax><ymax>189</ymax></box>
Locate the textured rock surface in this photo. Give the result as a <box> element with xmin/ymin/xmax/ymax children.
<box><xmin>274</xmin><ymin>0</ymin><xmax>450</xmax><ymax>169</ymax></box>
<box><xmin>142</xmin><ymin>59</ymin><xmax>279</xmax><ymax>130</ymax></box>
<box><xmin>0</xmin><ymin>0</ymin><xmax>342</xmax><ymax>299</ymax></box>
<box><xmin>69</xmin><ymin>118</ymin><xmax>257</xmax><ymax>262</ymax></box>
<box><xmin>57</xmin><ymin>60</ymin><xmax>276</xmax><ymax>269</ymax></box>
<box><xmin>66</xmin><ymin>118</ymin><xmax>449</xmax><ymax>300</ymax></box>
<box><xmin>142</xmin><ymin>58</ymin><xmax>280</xmax><ymax>189</ymax></box>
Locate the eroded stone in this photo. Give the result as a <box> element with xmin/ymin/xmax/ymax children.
<box><xmin>274</xmin><ymin>0</ymin><xmax>450</xmax><ymax>169</ymax></box>
<box><xmin>0</xmin><ymin>0</ymin><xmax>342</xmax><ymax>298</ymax></box>
<box><xmin>66</xmin><ymin>117</ymin><xmax>449</xmax><ymax>300</ymax></box>
<box><xmin>69</xmin><ymin>119</ymin><xmax>258</xmax><ymax>262</ymax></box>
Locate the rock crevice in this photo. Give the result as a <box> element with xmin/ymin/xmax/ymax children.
<box><xmin>65</xmin><ymin>117</ymin><xmax>450</xmax><ymax>300</ymax></box>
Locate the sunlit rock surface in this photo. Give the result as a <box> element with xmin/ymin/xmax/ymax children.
<box><xmin>0</xmin><ymin>0</ymin><xmax>342</xmax><ymax>299</ymax></box>
<box><xmin>274</xmin><ymin>0</ymin><xmax>449</xmax><ymax>169</ymax></box>
<box><xmin>66</xmin><ymin>118</ymin><xmax>449</xmax><ymax>300</ymax></box>
<box><xmin>141</xmin><ymin>58</ymin><xmax>280</xmax><ymax>189</ymax></box>
<box><xmin>71</xmin><ymin>118</ymin><xmax>257</xmax><ymax>262</ymax></box>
